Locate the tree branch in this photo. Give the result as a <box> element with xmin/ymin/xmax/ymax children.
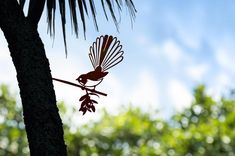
<box><xmin>52</xmin><ymin>78</ymin><xmax>107</xmax><ymax>96</ymax></box>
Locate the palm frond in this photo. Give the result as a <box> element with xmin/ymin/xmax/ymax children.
<box><xmin>47</xmin><ymin>0</ymin><xmax>56</xmax><ymax>37</ymax></box>
<box><xmin>125</xmin><ymin>0</ymin><xmax>137</xmax><ymax>25</ymax></box>
<box><xmin>46</xmin><ymin>0</ymin><xmax>137</xmax><ymax>56</ymax></box>
<box><xmin>105</xmin><ymin>0</ymin><xmax>119</xmax><ymax>30</ymax></box>
<box><xmin>69</xmin><ymin>0</ymin><xmax>78</xmax><ymax>37</ymax></box>
<box><xmin>19</xmin><ymin>0</ymin><xmax>26</xmax><ymax>9</ymax></box>
<box><xmin>101</xmin><ymin>0</ymin><xmax>109</xmax><ymax>20</ymax></box>
<box><xmin>58</xmin><ymin>0</ymin><xmax>67</xmax><ymax>56</ymax></box>
<box><xmin>89</xmin><ymin>0</ymin><xmax>98</xmax><ymax>31</ymax></box>
<box><xmin>77</xmin><ymin>0</ymin><xmax>87</xmax><ymax>38</ymax></box>
<box><xmin>114</xmin><ymin>0</ymin><xmax>122</xmax><ymax>10</ymax></box>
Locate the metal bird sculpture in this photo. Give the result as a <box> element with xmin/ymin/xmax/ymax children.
<box><xmin>76</xmin><ymin>35</ymin><xmax>124</xmax><ymax>89</ymax></box>
<box><xmin>52</xmin><ymin>35</ymin><xmax>124</xmax><ymax>115</ymax></box>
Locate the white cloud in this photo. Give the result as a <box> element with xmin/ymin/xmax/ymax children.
<box><xmin>130</xmin><ymin>70</ymin><xmax>159</xmax><ymax>110</ymax></box>
<box><xmin>97</xmin><ymin>74</ymin><xmax>123</xmax><ymax>114</ymax></box>
<box><xmin>147</xmin><ymin>38</ymin><xmax>184</xmax><ymax>65</ymax></box>
<box><xmin>135</xmin><ymin>34</ymin><xmax>149</xmax><ymax>45</ymax></box>
<box><xmin>0</xmin><ymin>47</ymin><xmax>9</xmax><ymax>61</ymax></box>
<box><xmin>186</xmin><ymin>64</ymin><xmax>210</xmax><ymax>81</ymax></box>
<box><xmin>208</xmin><ymin>35</ymin><xmax>235</xmax><ymax>100</ymax></box>
<box><xmin>165</xmin><ymin>10</ymin><xmax>203</xmax><ymax>49</ymax></box>
<box><xmin>162</xmin><ymin>39</ymin><xmax>183</xmax><ymax>64</ymax></box>
<box><xmin>177</xmin><ymin>27</ymin><xmax>201</xmax><ymax>49</ymax></box>
<box><xmin>216</xmin><ymin>73</ymin><xmax>231</xmax><ymax>87</ymax></box>
<box><xmin>207</xmin><ymin>73</ymin><xmax>232</xmax><ymax>101</ymax></box>
<box><xmin>0</xmin><ymin>37</ymin><xmax>18</xmax><ymax>87</ymax></box>
<box><xmin>167</xmin><ymin>79</ymin><xmax>193</xmax><ymax>111</ymax></box>
<box><xmin>215</xmin><ymin>47</ymin><xmax>235</xmax><ymax>72</ymax></box>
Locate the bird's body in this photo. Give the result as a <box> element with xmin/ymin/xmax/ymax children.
<box><xmin>77</xmin><ymin>35</ymin><xmax>123</xmax><ymax>88</ymax></box>
<box><xmin>76</xmin><ymin>66</ymin><xmax>108</xmax><ymax>87</ymax></box>
<box><xmin>84</xmin><ymin>66</ymin><xmax>108</xmax><ymax>81</ymax></box>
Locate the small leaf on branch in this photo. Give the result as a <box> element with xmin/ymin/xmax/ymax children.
<box><xmin>79</xmin><ymin>94</ymin><xmax>89</xmax><ymax>101</ymax></box>
<box><xmin>91</xmin><ymin>100</ymin><xmax>98</xmax><ymax>104</ymax></box>
<box><xmin>91</xmin><ymin>105</ymin><xmax>96</xmax><ymax>112</ymax></box>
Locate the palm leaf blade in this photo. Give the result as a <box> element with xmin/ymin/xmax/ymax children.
<box><xmin>69</xmin><ymin>0</ymin><xmax>78</xmax><ymax>37</ymax></box>
<box><xmin>89</xmin><ymin>0</ymin><xmax>98</xmax><ymax>31</ymax></box>
<box><xmin>58</xmin><ymin>0</ymin><xmax>68</xmax><ymax>57</ymax></box>
<box><xmin>45</xmin><ymin>0</ymin><xmax>137</xmax><ymax>56</ymax></box>
<box><xmin>77</xmin><ymin>0</ymin><xmax>87</xmax><ymax>38</ymax></box>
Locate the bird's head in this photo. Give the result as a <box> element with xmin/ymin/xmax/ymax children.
<box><xmin>76</xmin><ymin>74</ymin><xmax>87</xmax><ymax>85</ymax></box>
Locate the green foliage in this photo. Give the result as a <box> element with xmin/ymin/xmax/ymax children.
<box><xmin>1</xmin><ymin>84</ymin><xmax>235</xmax><ymax>155</ymax></box>
<box><xmin>170</xmin><ymin>85</ymin><xmax>235</xmax><ymax>156</ymax></box>
<box><xmin>0</xmin><ymin>85</ymin><xmax>28</xmax><ymax>155</ymax></box>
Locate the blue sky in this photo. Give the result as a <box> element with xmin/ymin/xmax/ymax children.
<box><xmin>1</xmin><ymin>1</ymin><xmax>235</xmax><ymax>124</ymax></box>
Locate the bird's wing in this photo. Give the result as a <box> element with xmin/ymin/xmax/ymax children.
<box><xmin>89</xmin><ymin>35</ymin><xmax>124</xmax><ymax>71</ymax></box>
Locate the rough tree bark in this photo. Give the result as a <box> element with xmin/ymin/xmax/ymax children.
<box><xmin>0</xmin><ymin>0</ymin><xmax>67</xmax><ymax>155</ymax></box>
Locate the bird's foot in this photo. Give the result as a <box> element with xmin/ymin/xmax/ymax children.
<box><xmin>92</xmin><ymin>86</ymin><xmax>97</xmax><ymax>91</ymax></box>
<box><xmin>81</xmin><ymin>85</ymin><xmax>86</xmax><ymax>90</ymax></box>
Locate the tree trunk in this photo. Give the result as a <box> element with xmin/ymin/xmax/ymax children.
<box><xmin>0</xmin><ymin>0</ymin><xmax>67</xmax><ymax>155</ymax></box>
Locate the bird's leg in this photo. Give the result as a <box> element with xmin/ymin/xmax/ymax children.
<box><xmin>81</xmin><ymin>85</ymin><xmax>86</xmax><ymax>90</ymax></box>
<box><xmin>91</xmin><ymin>78</ymin><xmax>104</xmax><ymax>92</ymax></box>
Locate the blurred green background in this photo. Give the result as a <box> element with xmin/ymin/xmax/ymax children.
<box><xmin>0</xmin><ymin>84</ymin><xmax>235</xmax><ymax>156</ymax></box>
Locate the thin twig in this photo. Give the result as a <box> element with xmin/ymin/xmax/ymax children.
<box><xmin>52</xmin><ymin>78</ymin><xmax>107</xmax><ymax>96</ymax></box>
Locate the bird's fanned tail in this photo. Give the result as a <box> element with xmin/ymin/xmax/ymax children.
<box><xmin>89</xmin><ymin>35</ymin><xmax>124</xmax><ymax>71</ymax></box>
